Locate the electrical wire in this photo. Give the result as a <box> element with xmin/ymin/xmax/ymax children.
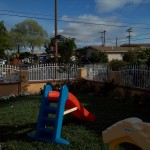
<box><xmin>0</xmin><ymin>12</ymin><xmax>150</xmax><ymax>30</ymax></box>
<box><xmin>1</xmin><ymin>9</ymin><xmax>150</xmax><ymax>27</ymax></box>
<box><xmin>0</xmin><ymin>10</ymin><xmax>149</xmax><ymax>45</ymax></box>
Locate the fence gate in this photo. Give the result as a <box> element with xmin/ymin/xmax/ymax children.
<box><xmin>0</xmin><ymin>64</ymin><xmax>20</xmax><ymax>83</ymax></box>
<box><xmin>84</xmin><ymin>64</ymin><xmax>111</xmax><ymax>82</ymax></box>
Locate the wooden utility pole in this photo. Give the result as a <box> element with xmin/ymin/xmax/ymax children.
<box><xmin>126</xmin><ymin>28</ymin><xmax>132</xmax><ymax>45</ymax></box>
<box><xmin>116</xmin><ymin>37</ymin><xmax>118</xmax><ymax>47</ymax></box>
<box><xmin>103</xmin><ymin>30</ymin><xmax>106</xmax><ymax>46</ymax></box>
<box><xmin>54</xmin><ymin>0</ymin><xmax>58</xmax><ymax>61</ymax></box>
<box><xmin>99</xmin><ymin>31</ymin><xmax>104</xmax><ymax>46</ymax></box>
<box><xmin>99</xmin><ymin>30</ymin><xmax>106</xmax><ymax>46</ymax></box>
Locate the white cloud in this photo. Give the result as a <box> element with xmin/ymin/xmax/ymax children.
<box><xmin>59</xmin><ymin>15</ymin><xmax>123</xmax><ymax>47</ymax></box>
<box><xmin>94</xmin><ymin>0</ymin><xmax>150</xmax><ymax>12</ymax></box>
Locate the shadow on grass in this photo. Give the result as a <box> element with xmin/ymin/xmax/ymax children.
<box><xmin>0</xmin><ymin>123</ymin><xmax>36</xmax><ymax>142</ymax></box>
<box><xmin>74</xmin><ymin>93</ymin><xmax>150</xmax><ymax>136</ymax></box>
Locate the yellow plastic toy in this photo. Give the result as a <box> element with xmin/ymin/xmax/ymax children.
<box><xmin>102</xmin><ymin>117</ymin><xmax>150</xmax><ymax>150</ymax></box>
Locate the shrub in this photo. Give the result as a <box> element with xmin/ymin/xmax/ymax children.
<box><xmin>109</xmin><ymin>59</ymin><xmax>127</xmax><ymax>71</ymax></box>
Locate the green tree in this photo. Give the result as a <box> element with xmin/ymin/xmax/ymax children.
<box><xmin>8</xmin><ymin>27</ymin><xmax>25</xmax><ymax>54</ymax></box>
<box><xmin>45</xmin><ymin>35</ymin><xmax>76</xmax><ymax>63</ymax></box>
<box><xmin>0</xmin><ymin>21</ymin><xmax>12</xmax><ymax>58</ymax></box>
<box><xmin>75</xmin><ymin>47</ymin><xmax>88</xmax><ymax>64</ymax></box>
<box><xmin>58</xmin><ymin>37</ymin><xmax>76</xmax><ymax>63</ymax></box>
<box><xmin>44</xmin><ymin>38</ymin><xmax>54</xmax><ymax>54</ymax></box>
<box><xmin>89</xmin><ymin>51</ymin><xmax>108</xmax><ymax>63</ymax></box>
<box><xmin>123</xmin><ymin>50</ymin><xmax>138</xmax><ymax>63</ymax></box>
<box><xmin>138</xmin><ymin>48</ymin><xmax>150</xmax><ymax>63</ymax></box>
<box><xmin>12</xmin><ymin>19</ymin><xmax>48</xmax><ymax>62</ymax></box>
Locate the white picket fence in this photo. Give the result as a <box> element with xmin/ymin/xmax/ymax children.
<box><xmin>1</xmin><ymin>63</ymin><xmax>150</xmax><ymax>90</ymax></box>
<box><xmin>28</xmin><ymin>63</ymin><xmax>78</xmax><ymax>81</ymax></box>
<box><xmin>28</xmin><ymin>63</ymin><xmax>110</xmax><ymax>82</ymax></box>
<box><xmin>84</xmin><ymin>64</ymin><xmax>111</xmax><ymax>82</ymax></box>
<box><xmin>120</xmin><ymin>65</ymin><xmax>150</xmax><ymax>89</ymax></box>
<box><xmin>0</xmin><ymin>64</ymin><xmax>20</xmax><ymax>83</ymax></box>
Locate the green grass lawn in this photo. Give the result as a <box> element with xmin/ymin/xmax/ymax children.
<box><xmin>0</xmin><ymin>93</ymin><xmax>149</xmax><ymax>150</ymax></box>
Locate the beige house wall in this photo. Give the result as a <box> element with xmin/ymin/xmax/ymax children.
<box><xmin>28</xmin><ymin>82</ymin><xmax>46</xmax><ymax>95</ymax></box>
<box><xmin>107</xmin><ymin>53</ymin><xmax>123</xmax><ymax>61</ymax></box>
<box><xmin>86</xmin><ymin>48</ymin><xmax>125</xmax><ymax>61</ymax></box>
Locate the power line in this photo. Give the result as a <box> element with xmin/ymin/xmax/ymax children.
<box><xmin>132</xmin><ymin>32</ymin><xmax>150</xmax><ymax>38</ymax></box>
<box><xmin>0</xmin><ymin>13</ymin><xmax>53</xmax><ymax>21</ymax></box>
<box><xmin>107</xmin><ymin>36</ymin><xmax>150</xmax><ymax>44</ymax></box>
<box><xmin>0</xmin><ymin>9</ymin><xmax>51</xmax><ymax>17</ymax></box>
<box><xmin>1</xmin><ymin>9</ymin><xmax>150</xmax><ymax>27</ymax></box>
<box><xmin>128</xmin><ymin>37</ymin><xmax>150</xmax><ymax>42</ymax></box>
<box><xmin>0</xmin><ymin>10</ymin><xmax>149</xmax><ymax>46</ymax></box>
<box><xmin>1</xmin><ymin>13</ymin><xmax>150</xmax><ymax>30</ymax></box>
<box><xmin>107</xmin><ymin>32</ymin><xmax>150</xmax><ymax>42</ymax></box>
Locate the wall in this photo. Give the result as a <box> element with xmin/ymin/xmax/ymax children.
<box><xmin>28</xmin><ymin>82</ymin><xmax>46</xmax><ymax>95</ymax></box>
<box><xmin>0</xmin><ymin>68</ymin><xmax>150</xmax><ymax>97</ymax></box>
<box><xmin>0</xmin><ymin>83</ymin><xmax>20</xmax><ymax>97</ymax></box>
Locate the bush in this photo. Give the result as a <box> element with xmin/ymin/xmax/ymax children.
<box><xmin>109</xmin><ymin>59</ymin><xmax>127</xmax><ymax>71</ymax></box>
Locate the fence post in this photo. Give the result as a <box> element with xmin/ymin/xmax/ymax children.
<box><xmin>20</xmin><ymin>70</ymin><xmax>29</xmax><ymax>94</ymax></box>
<box><xmin>78</xmin><ymin>68</ymin><xmax>87</xmax><ymax>79</ymax></box>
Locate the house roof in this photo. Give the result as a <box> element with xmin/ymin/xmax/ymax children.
<box><xmin>120</xmin><ymin>43</ymin><xmax>150</xmax><ymax>47</ymax></box>
<box><xmin>87</xmin><ymin>46</ymin><xmax>141</xmax><ymax>52</ymax></box>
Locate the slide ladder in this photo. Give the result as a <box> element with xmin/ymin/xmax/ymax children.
<box><xmin>29</xmin><ymin>84</ymin><xmax>70</xmax><ymax>144</ymax></box>
<box><xmin>102</xmin><ymin>117</ymin><xmax>150</xmax><ymax>150</ymax></box>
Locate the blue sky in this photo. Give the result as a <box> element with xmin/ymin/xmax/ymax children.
<box><xmin>0</xmin><ymin>0</ymin><xmax>150</xmax><ymax>51</ymax></box>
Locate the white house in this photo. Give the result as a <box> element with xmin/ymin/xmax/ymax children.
<box><xmin>84</xmin><ymin>46</ymin><xmax>141</xmax><ymax>61</ymax></box>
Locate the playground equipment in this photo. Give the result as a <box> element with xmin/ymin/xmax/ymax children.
<box><xmin>29</xmin><ymin>84</ymin><xmax>95</xmax><ymax>145</ymax></box>
<box><xmin>102</xmin><ymin>117</ymin><xmax>150</xmax><ymax>150</ymax></box>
